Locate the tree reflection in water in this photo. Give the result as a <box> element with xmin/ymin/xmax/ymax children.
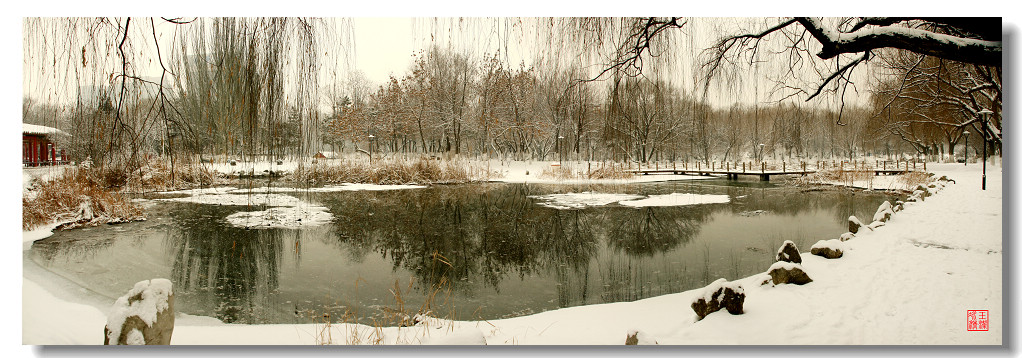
<box><xmin>164</xmin><ymin>204</ymin><xmax>288</xmax><ymax>323</ymax></box>
<box><xmin>30</xmin><ymin>180</ymin><xmax>894</xmax><ymax>323</ymax></box>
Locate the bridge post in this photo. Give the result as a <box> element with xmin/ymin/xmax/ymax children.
<box><xmin>761</xmin><ymin>162</ymin><xmax>765</xmax><ymax>173</ymax></box>
<box><xmin>760</xmin><ymin>174</ymin><xmax>769</xmax><ymax>181</ymax></box>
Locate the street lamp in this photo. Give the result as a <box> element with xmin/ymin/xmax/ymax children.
<box><xmin>978</xmin><ymin>109</ymin><xmax>993</xmax><ymax>190</ymax></box>
<box><xmin>557</xmin><ymin>135</ymin><xmax>565</xmax><ymax>166</ymax></box>
<box><xmin>368</xmin><ymin>134</ymin><xmax>376</xmax><ymax>165</ymax></box>
<box><xmin>963</xmin><ymin>131</ymin><xmax>969</xmax><ymax>166</ymax></box>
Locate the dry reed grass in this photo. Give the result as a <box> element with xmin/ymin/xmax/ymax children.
<box><xmin>291</xmin><ymin>157</ymin><xmax>495</xmax><ymax>185</ymax></box>
<box><xmin>538</xmin><ymin>163</ymin><xmax>634</xmax><ymax>180</ymax></box>
<box><xmin>22</xmin><ymin>165</ymin><xmax>144</xmax><ymax>230</ymax></box>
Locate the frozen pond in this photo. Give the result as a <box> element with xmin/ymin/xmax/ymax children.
<box><xmin>30</xmin><ymin>179</ymin><xmax>896</xmax><ymax>324</ymax></box>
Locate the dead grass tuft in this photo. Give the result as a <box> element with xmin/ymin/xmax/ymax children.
<box><xmin>23</xmin><ymin>165</ymin><xmax>144</xmax><ymax>230</ymax></box>
<box><xmin>291</xmin><ymin>157</ymin><xmax>496</xmax><ymax>185</ymax></box>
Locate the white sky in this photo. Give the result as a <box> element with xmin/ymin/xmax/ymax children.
<box><xmin>352</xmin><ymin>18</ymin><xmax>417</xmax><ymax>84</ymax></box>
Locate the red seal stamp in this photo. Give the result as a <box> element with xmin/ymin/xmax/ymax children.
<box><xmin>967</xmin><ymin>310</ymin><xmax>989</xmax><ymax>331</ymax></box>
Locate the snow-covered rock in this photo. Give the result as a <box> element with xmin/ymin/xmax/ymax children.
<box><xmin>104</xmin><ymin>279</ymin><xmax>175</xmax><ymax>345</ymax></box>
<box><xmin>690</xmin><ymin>278</ymin><xmax>745</xmax><ymax>320</ymax></box>
<box><xmin>873</xmin><ymin>201</ymin><xmax>894</xmax><ymax>222</ymax></box>
<box><xmin>893</xmin><ymin>201</ymin><xmax>905</xmax><ymax>212</ymax></box>
<box><xmin>775</xmin><ymin>240</ymin><xmax>802</xmax><ymax>264</ymax></box>
<box><xmin>767</xmin><ymin>261</ymin><xmax>812</xmax><ymax>285</ymax></box>
<box><xmin>868</xmin><ymin>220</ymin><xmax>886</xmax><ymax>230</ymax></box>
<box><xmin>839</xmin><ymin>232</ymin><xmax>856</xmax><ymax>242</ymax></box>
<box><xmin>624</xmin><ymin>329</ymin><xmax>658</xmax><ymax>345</ymax></box>
<box><xmin>810</xmin><ymin>239</ymin><xmax>844</xmax><ymax>259</ymax></box>
<box><xmin>848</xmin><ymin>215</ymin><xmax>864</xmax><ymax>234</ymax></box>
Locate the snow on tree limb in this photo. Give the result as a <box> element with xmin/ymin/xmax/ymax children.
<box><xmin>795</xmin><ymin>17</ymin><xmax>1001</xmax><ymax>67</ymax></box>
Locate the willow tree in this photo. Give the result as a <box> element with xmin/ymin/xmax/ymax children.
<box><xmin>24</xmin><ymin>17</ymin><xmax>344</xmax><ymax>185</ymax></box>
<box><xmin>169</xmin><ymin>17</ymin><xmax>335</xmax><ymax>161</ymax></box>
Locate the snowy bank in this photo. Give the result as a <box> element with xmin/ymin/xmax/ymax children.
<box><xmin>22</xmin><ymin>163</ymin><xmax>1002</xmax><ymax>345</ymax></box>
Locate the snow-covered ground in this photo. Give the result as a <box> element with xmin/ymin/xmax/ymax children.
<box><xmin>488</xmin><ymin>160</ymin><xmax>717</xmax><ymax>184</ymax></box>
<box><xmin>19</xmin><ymin>162</ymin><xmax>1004</xmax><ymax>346</ymax></box>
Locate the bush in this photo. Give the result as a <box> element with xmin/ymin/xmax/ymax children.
<box><xmin>23</xmin><ymin>166</ymin><xmax>144</xmax><ymax>230</ymax></box>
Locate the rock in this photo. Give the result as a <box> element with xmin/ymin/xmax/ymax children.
<box><xmin>839</xmin><ymin>232</ymin><xmax>856</xmax><ymax>242</ymax></box>
<box><xmin>775</xmin><ymin>240</ymin><xmax>802</xmax><ymax>264</ymax></box>
<box><xmin>104</xmin><ymin>279</ymin><xmax>175</xmax><ymax>345</ymax></box>
<box><xmin>691</xmin><ymin>278</ymin><xmax>745</xmax><ymax>320</ymax></box>
<box><xmin>868</xmin><ymin>220</ymin><xmax>885</xmax><ymax>230</ymax></box>
<box><xmin>810</xmin><ymin>239</ymin><xmax>844</xmax><ymax>259</ymax></box>
<box><xmin>848</xmin><ymin>216</ymin><xmax>863</xmax><ymax>234</ymax></box>
<box><xmin>767</xmin><ymin>261</ymin><xmax>813</xmax><ymax>285</ymax></box>
<box><xmin>906</xmin><ymin>196</ymin><xmax>918</xmax><ymax>203</ymax></box>
<box><xmin>625</xmin><ymin>329</ymin><xmax>658</xmax><ymax>345</ymax></box>
<box><xmin>873</xmin><ymin>201</ymin><xmax>894</xmax><ymax>222</ymax></box>
<box><xmin>893</xmin><ymin>201</ymin><xmax>905</xmax><ymax>212</ymax></box>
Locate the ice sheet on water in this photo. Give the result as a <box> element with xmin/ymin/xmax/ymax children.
<box><xmin>528</xmin><ymin>192</ymin><xmax>644</xmax><ymax>209</ymax></box>
<box><xmin>225</xmin><ymin>205</ymin><xmax>334</xmax><ymax>229</ymax></box>
<box><xmin>156</xmin><ymin>193</ymin><xmax>303</xmax><ymax>207</ymax></box>
<box><xmin>618</xmin><ymin>193</ymin><xmax>730</xmax><ymax>208</ymax></box>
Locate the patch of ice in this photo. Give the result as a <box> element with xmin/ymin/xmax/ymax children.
<box><xmin>226</xmin><ymin>205</ymin><xmax>334</xmax><ymax>229</ymax></box>
<box><xmin>529</xmin><ymin>192</ymin><xmax>644</xmax><ymax>210</ymax></box>
<box><xmin>618</xmin><ymin>193</ymin><xmax>730</xmax><ymax>208</ymax></box>
<box><xmin>156</xmin><ymin>193</ymin><xmax>302</xmax><ymax>207</ymax></box>
<box><xmin>230</xmin><ymin>183</ymin><xmax>427</xmax><ymax>194</ymax></box>
<box><xmin>157</xmin><ymin>187</ymin><xmax>238</xmax><ymax>195</ymax></box>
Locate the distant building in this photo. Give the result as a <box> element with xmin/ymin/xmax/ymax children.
<box><xmin>314</xmin><ymin>151</ymin><xmax>338</xmax><ymax>159</ymax></box>
<box><xmin>23</xmin><ymin>124</ymin><xmax>69</xmax><ymax>166</ymax></box>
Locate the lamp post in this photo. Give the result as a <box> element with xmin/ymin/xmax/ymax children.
<box><xmin>978</xmin><ymin>109</ymin><xmax>993</xmax><ymax>190</ymax></box>
<box><xmin>368</xmin><ymin>134</ymin><xmax>375</xmax><ymax>165</ymax></box>
<box><xmin>963</xmin><ymin>131</ymin><xmax>969</xmax><ymax>166</ymax></box>
<box><xmin>557</xmin><ymin>135</ymin><xmax>565</xmax><ymax>166</ymax></box>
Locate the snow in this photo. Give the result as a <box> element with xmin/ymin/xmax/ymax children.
<box><xmin>528</xmin><ymin>192</ymin><xmax>644</xmax><ymax>209</ymax></box>
<box><xmin>490</xmin><ymin>160</ymin><xmax>717</xmax><ymax>184</ymax></box>
<box><xmin>817</xmin><ymin>174</ymin><xmax>919</xmax><ymax>191</ymax></box>
<box><xmin>23</xmin><ymin>123</ymin><xmax>66</xmax><ymax>136</ymax></box>
<box><xmin>104</xmin><ymin>278</ymin><xmax>173</xmax><ymax>345</ymax></box>
<box><xmin>873</xmin><ymin>201</ymin><xmax>894</xmax><ymax>222</ymax></box>
<box><xmin>696</xmin><ymin>278</ymin><xmax>744</xmax><ymax>304</ymax></box>
<box><xmin>21</xmin><ymin>163</ymin><xmax>1003</xmax><ymax>345</ymax></box>
<box><xmin>811</xmin><ymin>239</ymin><xmax>843</xmax><ymax>251</ymax></box>
<box><xmin>156</xmin><ymin>193</ymin><xmax>303</xmax><ymax>207</ymax></box>
<box><xmin>126</xmin><ymin>328</ymin><xmax>145</xmax><ymax>345</ymax></box>
<box><xmin>157</xmin><ymin>187</ymin><xmax>239</xmax><ymax>195</ymax></box>
<box><xmin>226</xmin><ymin>205</ymin><xmax>334</xmax><ymax>229</ymax></box>
<box><xmin>626</xmin><ymin>329</ymin><xmax>659</xmax><ymax>345</ymax></box>
<box><xmin>617</xmin><ymin>193</ymin><xmax>730</xmax><ymax>208</ymax></box>
<box><xmin>228</xmin><ymin>184</ymin><xmax>427</xmax><ymax>194</ymax></box>
<box><xmin>767</xmin><ymin>260</ymin><xmax>804</xmax><ymax>273</ymax></box>
<box><xmin>839</xmin><ymin>232</ymin><xmax>857</xmax><ymax>242</ymax></box>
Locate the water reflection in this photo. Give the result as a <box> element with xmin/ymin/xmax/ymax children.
<box><xmin>30</xmin><ymin>180</ymin><xmax>894</xmax><ymax>323</ymax></box>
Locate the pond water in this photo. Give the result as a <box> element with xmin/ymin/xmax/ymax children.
<box><xmin>30</xmin><ymin>178</ymin><xmax>897</xmax><ymax>325</ymax></box>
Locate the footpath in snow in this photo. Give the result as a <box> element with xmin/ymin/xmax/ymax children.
<box><xmin>21</xmin><ymin>163</ymin><xmax>1003</xmax><ymax>345</ymax></box>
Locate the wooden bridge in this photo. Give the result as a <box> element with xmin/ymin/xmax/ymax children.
<box><xmin>627</xmin><ymin>166</ymin><xmax>919</xmax><ymax>181</ymax></box>
<box><xmin>627</xmin><ymin>168</ymin><xmax>816</xmax><ymax>181</ymax></box>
